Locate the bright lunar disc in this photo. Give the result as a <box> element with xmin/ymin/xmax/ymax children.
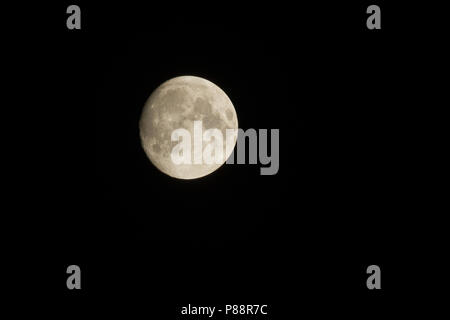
<box><xmin>139</xmin><ymin>76</ymin><xmax>238</xmax><ymax>179</ymax></box>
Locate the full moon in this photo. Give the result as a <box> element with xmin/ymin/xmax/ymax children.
<box><xmin>139</xmin><ymin>76</ymin><xmax>238</xmax><ymax>179</ymax></box>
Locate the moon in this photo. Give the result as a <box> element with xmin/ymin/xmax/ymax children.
<box><xmin>139</xmin><ymin>76</ymin><xmax>238</xmax><ymax>179</ymax></box>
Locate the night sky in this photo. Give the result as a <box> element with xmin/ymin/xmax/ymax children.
<box><xmin>26</xmin><ymin>1</ymin><xmax>433</xmax><ymax>318</ymax></box>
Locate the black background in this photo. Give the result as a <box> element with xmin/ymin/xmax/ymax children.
<box><xmin>29</xmin><ymin>0</ymin><xmax>435</xmax><ymax>318</ymax></box>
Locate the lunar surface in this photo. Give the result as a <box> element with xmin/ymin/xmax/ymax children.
<box><xmin>139</xmin><ymin>76</ymin><xmax>238</xmax><ymax>179</ymax></box>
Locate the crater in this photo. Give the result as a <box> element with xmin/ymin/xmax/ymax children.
<box><xmin>158</xmin><ymin>88</ymin><xmax>188</xmax><ymax>116</ymax></box>
<box><xmin>193</xmin><ymin>97</ymin><xmax>212</xmax><ymax>115</ymax></box>
<box><xmin>226</xmin><ymin>109</ymin><xmax>234</xmax><ymax>121</ymax></box>
<box><xmin>152</xmin><ymin>143</ymin><xmax>161</xmax><ymax>154</ymax></box>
